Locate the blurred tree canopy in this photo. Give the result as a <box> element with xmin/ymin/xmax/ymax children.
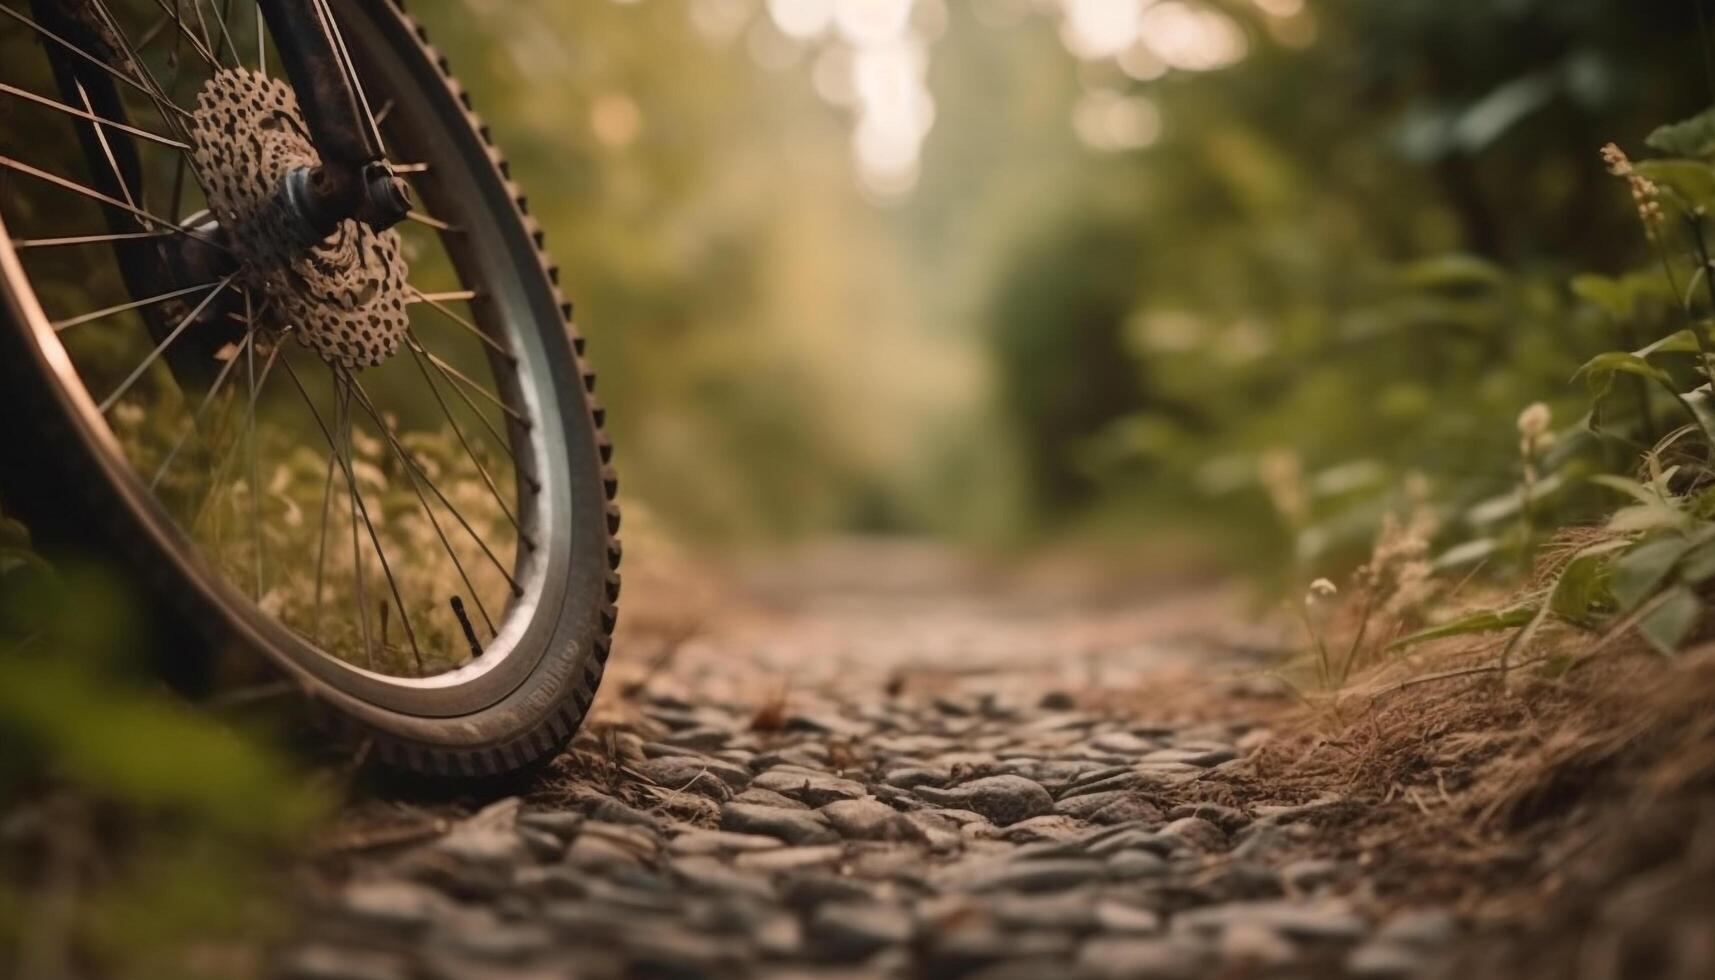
<box><xmin>398</xmin><ymin>0</ymin><xmax>1715</xmax><ymax>566</ymax></box>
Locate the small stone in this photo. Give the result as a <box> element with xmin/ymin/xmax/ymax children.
<box><xmin>1375</xmin><ymin>909</ymin><xmax>1458</xmax><ymax>947</ymax></box>
<box><xmin>720</xmin><ymin>802</ymin><xmax>839</xmax><ymax>845</ymax></box>
<box><xmin>278</xmin><ymin>945</ymin><xmax>408</xmax><ymax>980</ymax></box>
<box><xmin>565</xmin><ymin>833</ymin><xmax>645</xmax><ymax>873</ymax></box>
<box><xmin>752</xmin><ymin>768</ymin><xmax>868</xmax><ymax>807</ymax></box>
<box><xmin>821</xmin><ymin>798</ymin><xmax>909</xmax><ymax>840</ymax></box>
<box><xmin>734</xmin><ymin>786</ymin><xmax>811</xmax><ymax>810</ymax></box>
<box><xmin>640</xmin><ymin>754</ymin><xmax>754</xmax><ymax>791</ymax></box>
<box><xmin>998</xmin><ymin>815</ymin><xmax>1085</xmax><ymax>844</ymax></box>
<box><xmin>915</xmin><ymin>775</ymin><xmax>1053</xmax><ymax>826</ymax></box>
<box><xmin>883</xmin><ymin>766</ymin><xmax>951</xmax><ymax>790</ymax></box>
<box><xmin>1106</xmin><ymin>850</ymin><xmax>1169</xmax><ymax>879</ymax></box>
<box><xmin>1091</xmin><ymin>796</ymin><xmax>1168</xmax><ymax>825</ymax></box>
<box><xmin>1078</xmin><ymin>937</ymin><xmax>1206</xmax><ymax>980</ymax></box>
<box><xmin>1160</xmin><ymin>816</ymin><xmax>1226</xmax><ymax>852</ymax></box>
<box><xmin>904</xmin><ymin>811</ymin><xmax>963</xmax><ymax>853</ymax></box>
<box><xmin>1167</xmin><ymin>802</ymin><xmax>1248</xmax><ymax>832</ymax></box>
<box><xmin>517</xmin><ymin>810</ymin><xmax>585</xmax><ymax>840</ymax></box>
<box><xmin>781</xmin><ymin>874</ymin><xmax>880</xmax><ymax>909</ymax></box>
<box><xmin>1038</xmin><ymin>691</ymin><xmax>1077</xmax><ymax>710</ymax></box>
<box><xmin>1094</xmin><ymin>901</ymin><xmax>1163</xmax><ymax>935</ymax></box>
<box><xmin>964</xmin><ymin>858</ymin><xmax>1107</xmax><ymax>893</ymax></box>
<box><xmin>518</xmin><ymin>826</ymin><xmax>566</xmax><ymax>862</ymax></box>
<box><xmin>1175</xmin><ymin>899</ymin><xmax>1367</xmax><ymax>944</ymax></box>
<box><xmin>755</xmin><ymin>911</ymin><xmax>804</xmax><ymax>958</ymax></box>
<box><xmin>669</xmin><ymin>829</ymin><xmax>785</xmax><ymax>856</ymax></box>
<box><xmin>1221</xmin><ymin>921</ymin><xmax>1296</xmax><ymax>967</ymax></box>
<box><xmin>989</xmin><ymin>891</ymin><xmax>1100</xmax><ymax>931</ymax></box>
<box><xmin>585</xmin><ymin>796</ymin><xmax>661</xmax><ymax>832</ymax></box>
<box><xmin>1089</xmin><ymin>732</ymin><xmax>1156</xmax><ymax>755</ymax></box>
<box><xmin>336</xmin><ymin>880</ymin><xmax>444</xmax><ymax>935</ymax></box>
<box><xmin>807</xmin><ymin>902</ymin><xmax>915</xmax><ymax>960</ymax></box>
<box><xmin>667</xmin><ymin>855</ymin><xmax>777</xmax><ymax>900</ymax></box>
<box><xmin>1347</xmin><ymin>941</ymin><xmax>1429</xmax><ymax>977</ymax></box>
<box><xmin>1058</xmin><ymin>770</ymin><xmax>1163</xmax><ymax>800</ymax></box>
<box><xmin>663</xmin><ymin>726</ymin><xmax>731</xmax><ymax>751</ymax></box>
<box><xmin>1282</xmin><ymin>858</ymin><xmax>1342</xmax><ymax>893</ymax></box>
<box><xmin>1144</xmin><ymin>746</ymin><xmax>1237</xmax><ymax>767</ymax></box>
<box><xmin>440</xmin><ymin>921</ymin><xmax>552</xmax><ymax>964</ymax></box>
<box><xmin>733</xmin><ymin>843</ymin><xmax>846</xmax><ymax>873</ymax></box>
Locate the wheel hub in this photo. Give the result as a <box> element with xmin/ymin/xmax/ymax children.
<box><xmin>188</xmin><ymin>68</ymin><xmax>410</xmax><ymax>370</ymax></box>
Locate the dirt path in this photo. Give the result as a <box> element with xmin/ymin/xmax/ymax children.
<box><xmin>280</xmin><ymin>540</ymin><xmax>1460</xmax><ymax>980</ymax></box>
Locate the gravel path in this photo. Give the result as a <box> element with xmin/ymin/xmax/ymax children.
<box><xmin>280</xmin><ymin>542</ymin><xmax>1458</xmax><ymax>980</ymax></box>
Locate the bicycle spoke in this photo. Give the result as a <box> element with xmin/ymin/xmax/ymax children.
<box><xmin>53</xmin><ymin>278</ymin><xmax>221</xmax><ymax>331</ymax></box>
<box><xmin>0</xmin><ymin>154</ymin><xmax>230</xmax><ymax>253</ymax></box>
<box><xmin>148</xmin><ymin>329</ymin><xmax>250</xmax><ymax>489</ymax></box>
<box><xmin>86</xmin><ymin>0</ymin><xmax>201</xmax><ymax>144</ymax></box>
<box><xmin>12</xmin><ymin>229</ymin><xmax>174</xmax><ymax>249</ymax></box>
<box><xmin>0</xmin><ymin>4</ymin><xmax>198</xmax><ymax>124</ymax></box>
<box><xmin>96</xmin><ymin>272</ymin><xmax>235</xmax><ymax>414</ymax></box>
<box><xmin>286</xmin><ymin>361</ymin><xmax>422</xmax><ymax>671</ymax></box>
<box><xmin>312</xmin><ymin>0</ymin><xmax>382</xmax><ymax>149</ymax></box>
<box><xmin>410</xmin><ymin>289</ymin><xmax>477</xmax><ymax>303</ymax></box>
<box><xmin>311</xmin><ymin>435</ymin><xmax>335</xmax><ymax>642</ymax></box>
<box><xmin>407</xmin><ymin>286</ymin><xmax>510</xmax><ymax>361</ymax></box>
<box><xmin>405</xmin><ymin>210</ymin><xmax>457</xmax><ymax>232</ymax></box>
<box><xmin>347</xmin><ymin>378</ymin><xmax>497</xmax><ymax>635</ymax></box>
<box><xmin>404</xmin><ymin>333</ymin><xmax>528</xmax><ymax>479</ymax></box>
<box><xmin>0</xmin><ymin>80</ymin><xmax>188</xmax><ymax>150</ymax></box>
<box><xmin>144</xmin><ymin>0</ymin><xmax>221</xmax><ymax>71</ymax></box>
<box><xmin>255</xmin><ymin>0</ymin><xmax>266</xmax><ymax>76</ymax></box>
<box><xmin>407</xmin><ymin>333</ymin><xmax>528</xmax><ymax>425</ymax></box>
<box><xmin>244</xmin><ymin>290</ymin><xmax>262</xmax><ymax>600</ymax></box>
<box><xmin>204</xmin><ymin>0</ymin><xmax>241</xmax><ymax>66</ymax></box>
<box><xmin>334</xmin><ymin>380</ymin><xmax>374</xmax><ymax>668</ymax></box>
<box><xmin>401</xmin><ymin>339</ymin><xmax>530</xmax><ymax>551</ymax></box>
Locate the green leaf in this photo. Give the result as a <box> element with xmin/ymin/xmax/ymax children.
<box><xmin>1399</xmin><ymin>254</ymin><xmax>1506</xmax><ymax>292</ymax></box>
<box><xmin>1608</xmin><ymin>534</ymin><xmax>1696</xmax><ymax>612</ymax></box>
<box><xmin>1387</xmin><ymin>606</ymin><xmax>1537</xmax><ymax>652</ymax></box>
<box><xmin>1549</xmin><ymin>552</ymin><xmax>1611</xmax><ymax>625</ymax></box>
<box><xmin>1646</xmin><ymin>108</ymin><xmax>1715</xmax><ymax>157</ymax></box>
<box><xmin>1635</xmin><ymin>329</ymin><xmax>1702</xmax><ymax>358</ymax></box>
<box><xmin>1574</xmin><ymin>352</ymin><xmax>1672</xmax><ymax>392</ymax></box>
<box><xmin>1679</xmin><ymin>537</ymin><xmax>1715</xmax><ymax>584</ymax></box>
<box><xmin>1639</xmin><ymin>585</ymin><xmax>1703</xmax><ymax>655</ymax></box>
<box><xmin>1468</xmin><ymin>473</ymin><xmax>1565</xmax><ymax>525</ymax></box>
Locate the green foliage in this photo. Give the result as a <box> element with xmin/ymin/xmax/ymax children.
<box><xmin>0</xmin><ymin>505</ymin><xmax>326</xmax><ymax>979</ymax></box>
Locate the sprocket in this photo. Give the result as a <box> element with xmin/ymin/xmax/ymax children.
<box><xmin>188</xmin><ymin>68</ymin><xmax>409</xmax><ymax>370</ymax></box>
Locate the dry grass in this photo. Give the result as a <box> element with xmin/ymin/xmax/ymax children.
<box><xmin>1230</xmin><ymin>586</ymin><xmax>1715</xmax><ymax>978</ymax></box>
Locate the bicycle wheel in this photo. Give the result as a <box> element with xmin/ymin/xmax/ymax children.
<box><xmin>0</xmin><ymin>0</ymin><xmax>619</xmax><ymax>778</ymax></box>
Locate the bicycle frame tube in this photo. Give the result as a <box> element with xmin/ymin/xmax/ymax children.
<box><xmin>257</xmin><ymin>0</ymin><xmax>409</xmax><ymax>236</ymax></box>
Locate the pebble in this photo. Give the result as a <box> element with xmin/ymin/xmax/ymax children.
<box><xmin>280</xmin><ymin>683</ymin><xmax>1444</xmax><ymax>979</ymax></box>
<box><xmin>732</xmin><ymin>844</ymin><xmax>846</xmax><ymax>873</ymax></box>
<box><xmin>1078</xmin><ymin>937</ymin><xmax>1207</xmax><ymax>980</ymax></box>
<box><xmin>807</xmin><ymin>902</ymin><xmax>914</xmax><ymax>960</ymax></box>
<box><xmin>915</xmin><ymin>775</ymin><xmax>1054</xmax><ymax>826</ymax></box>
<box><xmin>752</xmin><ymin>768</ymin><xmax>870</xmax><ymax>806</ymax></box>
<box><xmin>882</xmin><ymin>766</ymin><xmax>951</xmax><ymax>790</ymax></box>
<box><xmin>668</xmin><ymin>829</ymin><xmax>786</xmax><ymax>856</ymax></box>
<box><xmin>279</xmin><ymin>945</ymin><xmax>409</xmax><ymax>980</ymax></box>
<box><xmin>820</xmin><ymin>798</ymin><xmax>909</xmax><ymax>840</ymax></box>
<box><xmin>1159</xmin><ymin>816</ymin><xmax>1226</xmax><ymax>852</ymax></box>
<box><xmin>963</xmin><ymin>858</ymin><xmax>1108</xmax><ymax>893</ymax></box>
<box><xmin>336</xmin><ymin>880</ymin><xmax>446</xmax><ymax>935</ymax></box>
<box><xmin>720</xmin><ymin>802</ymin><xmax>840</xmax><ymax>845</ymax></box>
